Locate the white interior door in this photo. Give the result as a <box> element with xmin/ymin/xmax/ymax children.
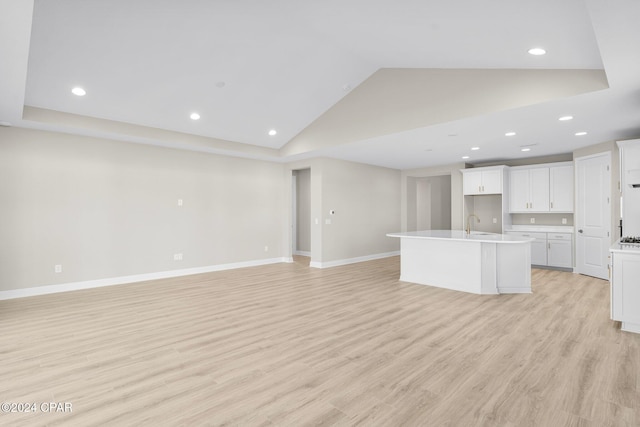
<box><xmin>575</xmin><ymin>153</ymin><xmax>611</xmax><ymax>279</ymax></box>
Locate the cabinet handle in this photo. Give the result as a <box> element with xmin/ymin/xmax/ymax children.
<box><xmin>550</xmin><ymin>201</ymin><xmax>553</xmax><ymax>209</ymax></box>
<box><xmin>548</xmin><ymin>243</ymin><xmax>551</xmax><ymax>249</ymax></box>
<box><xmin>479</xmin><ymin>185</ymin><xmax>481</xmax><ymax>192</ymax></box>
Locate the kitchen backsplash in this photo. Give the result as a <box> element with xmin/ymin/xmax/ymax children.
<box><xmin>511</xmin><ymin>213</ymin><xmax>574</xmax><ymax>226</ymax></box>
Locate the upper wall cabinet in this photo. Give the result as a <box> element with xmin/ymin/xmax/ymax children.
<box><xmin>509</xmin><ymin>162</ymin><xmax>573</xmax><ymax>213</ymax></box>
<box><xmin>549</xmin><ymin>165</ymin><xmax>574</xmax><ymax>212</ymax></box>
<box><xmin>461</xmin><ymin>166</ymin><xmax>506</xmax><ymax>195</ymax></box>
<box><xmin>510</xmin><ymin>168</ymin><xmax>549</xmax><ymax>212</ymax></box>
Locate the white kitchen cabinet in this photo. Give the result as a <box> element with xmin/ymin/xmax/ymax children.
<box><xmin>509</xmin><ymin>167</ymin><xmax>549</xmax><ymax>212</ymax></box>
<box><xmin>461</xmin><ymin>167</ymin><xmax>504</xmax><ymax>195</ymax></box>
<box><xmin>506</xmin><ymin>231</ymin><xmax>547</xmax><ymax>265</ymax></box>
<box><xmin>610</xmin><ymin>247</ymin><xmax>640</xmax><ymax>334</ymax></box>
<box><xmin>547</xmin><ymin>233</ymin><xmax>573</xmax><ymax>268</ymax></box>
<box><xmin>509</xmin><ymin>162</ymin><xmax>573</xmax><ymax>213</ymax></box>
<box><xmin>506</xmin><ymin>230</ymin><xmax>573</xmax><ymax>268</ymax></box>
<box><xmin>549</xmin><ymin>165</ymin><xmax>574</xmax><ymax>212</ymax></box>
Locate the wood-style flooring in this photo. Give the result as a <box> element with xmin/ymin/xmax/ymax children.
<box><xmin>1</xmin><ymin>256</ymin><xmax>639</xmax><ymax>426</ymax></box>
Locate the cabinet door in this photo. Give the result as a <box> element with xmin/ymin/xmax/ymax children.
<box><xmin>463</xmin><ymin>171</ymin><xmax>483</xmax><ymax>195</ymax></box>
<box><xmin>529</xmin><ymin>168</ymin><xmax>550</xmax><ymax>212</ymax></box>
<box><xmin>550</xmin><ymin>165</ymin><xmax>574</xmax><ymax>212</ymax></box>
<box><xmin>481</xmin><ymin>170</ymin><xmax>502</xmax><ymax>194</ymax></box>
<box><xmin>548</xmin><ymin>239</ymin><xmax>572</xmax><ymax>268</ymax></box>
<box><xmin>531</xmin><ymin>240</ymin><xmax>548</xmax><ymax>265</ymax></box>
<box><xmin>509</xmin><ymin>169</ymin><xmax>530</xmax><ymax>212</ymax></box>
<box><xmin>611</xmin><ymin>253</ymin><xmax>640</xmax><ymax>324</ymax></box>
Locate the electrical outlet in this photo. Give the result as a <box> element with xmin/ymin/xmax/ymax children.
<box><xmin>492</xmin><ymin>218</ymin><xmax>497</xmax><ymax>224</ymax></box>
<box><xmin>54</xmin><ymin>264</ymin><xmax>62</xmax><ymax>273</ymax></box>
<box><xmin>173</xmin><ymin>253</ymin><xmax>183</xmax><ymax>261</ymax></box>
<box><xmin>325</xmin><ymin>218</ymin><xmax>332</xmax><ymax>225</ymax></box>
<box><xmin>530</xmin><ymin>217</ymin><xmax>535</xmax><ymax>224</ymax></box>
<box><xmin>264</xmin><ymin>246</ymin><xmax>268</xmax><ymax>252</ymax></box>
<box><xmin>562</xmin><ymin>218</ymin><xmax>567</xmax><ymax>224</ymax></box>
<box><xmin>177</xmin><ymin>199</ymin><xmax>183</xmax><ymax>207</ymax></box>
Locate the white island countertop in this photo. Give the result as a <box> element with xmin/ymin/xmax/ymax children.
<box><xmin>387</xmin><ymin>230</ymin><xmax>534</xmax><ymax>244</ymax></box>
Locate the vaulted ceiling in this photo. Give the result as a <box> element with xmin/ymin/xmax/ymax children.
<box><xmin>2</xmin><ymin>0</ymin><xmax>639</xmax><ymax>169</ymax></box>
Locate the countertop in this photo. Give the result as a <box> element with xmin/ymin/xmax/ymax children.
<box><xmin>386</xmin><ymin>230</ymin><xmax>533</xmax><ymax>244</ymax></box>
<box><xmin>505</xmin><ymin>225</ymin><xmax>574</xmax><ymax>233</ymax></box>
<box><xmin>610</xmin><ymin>240</ymin><xmax>640</xmax><ymax>254</ymax></box>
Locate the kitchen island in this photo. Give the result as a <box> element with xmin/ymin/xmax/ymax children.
<box><xmin>386</xmin><ymin>230</ymin><xmax>533</xmax><ymax>295</ymax></box>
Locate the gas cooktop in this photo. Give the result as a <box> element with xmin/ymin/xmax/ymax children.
<box><xmin>620</xmin><ymin>236</ymin><xmax>640</xmax><ymax>244</ymax></box>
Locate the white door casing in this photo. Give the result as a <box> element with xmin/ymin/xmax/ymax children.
<box><xmin>575</xmin><ymin>152</ymin><xmax>611</xmax><ymax>279</ymax></box>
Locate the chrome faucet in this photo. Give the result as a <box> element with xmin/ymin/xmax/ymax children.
<box><xmin>466</xmin><ymin>214</ymin><xmax>480</xmax><ymax>235</ymax></box>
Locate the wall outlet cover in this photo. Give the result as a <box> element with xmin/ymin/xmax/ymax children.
<box><xmin>530</xmin><ymin>218</ymin><xmax>536</xmax><ymax>223</ymax></box>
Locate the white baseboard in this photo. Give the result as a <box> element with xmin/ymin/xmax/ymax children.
<box><xmin>309</xmin><ymin>251</ymin><xmax>400</xmax><ymax>269</ymax></box>
<box><xmin>0</xmin><ymin>257</ymin><xmax>289</xmax><ymax>301</ymax></box>
<box><xmin>293</xmin><ymin>250</ymin><xmax>311</xmax><ymax>257</ymax></box>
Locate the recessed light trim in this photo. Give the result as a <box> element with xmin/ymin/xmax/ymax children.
<box><xmin>462</xmin><ymin>156</ymin><xmax>470</xmax><ymax>159</ymax></box>
<box><xmin>471</xmin><ymin>147</ymin><xmax>480</xmax><ymax>151</ymax></box>
<box><xmin>528</xmin><ymin>47</ymin><xmax>546</xmax><ymax>56</ymax></box>
<box><xmin>521</xmin><ymin>148</ymin><xmax>531</xmax><ymax>152</ymax></box>
<box><xmin>71</xmin><ymin>87</ymin><xmax>86</xmax><ymax>96</ymax></box>
<box><xmin>575</xmin><ymin>131</ymin><xmax>588</xmax><ymax>136</ymax></box>
<box><xmin>190</xmin><ymin>112</ymin><xmax>200</xmax><ymax>120</ymax></box>
<box><xmin>268</xmin><ymin>129</ymin><xmax>277</xmax><ymax>136</ymax></box>
<box><xmin>505</xmin><ymin>132</ymin><xmax>516</xmax><ymax>137</ymax></box>
<box><xmin>558</xmin><ymin>115</ymin><xmax>573</xmax><ymax>121</ymax></box>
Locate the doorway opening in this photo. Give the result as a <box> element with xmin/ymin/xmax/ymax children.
<box><xmin>408</xmin><ymin>175</ymin><xmax>452</xmax><ymax>231</ymax></box>
<box><xmin>292</xmin><ymin>169</ymin><xmax>311</xmax><ymax>264</ymax></box>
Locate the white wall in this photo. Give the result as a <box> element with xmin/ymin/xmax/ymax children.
<box><xmin>318</xmin><ymin>158</ymin><xmax>401</xmax><ymax>263</ymax></box>
<box><xmin>0</xmin><ymin>127</ymin><xmax>286</xmax><ymax>292</ymax></box>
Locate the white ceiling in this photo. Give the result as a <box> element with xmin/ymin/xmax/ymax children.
<box><xmin>2</xmin><ymin>0</ymin><xmax>640</xmax><ymax>169</ymax></box>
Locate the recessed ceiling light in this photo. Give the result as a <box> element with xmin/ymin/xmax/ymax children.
<box><xmin>71</xmin><ymin>87</ymin><xmax>86</xmax><ymax>96</ymax></box>
<box><xmin>462</xmin><ymin>156</ymin><xmax>470</xmax><ymax>159</ymax></box>
<box><xmin>558</xmin><ymin>115</ymin><xmax>573</xmax><ymax>121</ymax></box>
<box><xmin>471</xmin><ymin>147</ymin><xmax>480</xmax><ymax>151</ymax></box>
<box><xmin>505</xmin><ymin>132</ymin><xmax>516</xmax><ymax>137</ymax></box>
<box><xmin>528</xmin><ymin>47</ymin><xmax>546</xmax><ymax>56</ymax></box>
<box><xmin>268</xmin><ymin>129</ymin><xmax>277</xmax><ymax>136</ymax></box>
<box><xmin>575</xmin><ymin>131</ymin><xmax>588</xmax><ymax>136</ymax></box>
<box><xmin>190</xmin><ymin>112</ymin><xmax>200</xmax><ymax>120</ymax></box>
<box><xmin>521</xmin><ymin>148</ymin><xmax>531</xmax><ymax>152</ymax></box>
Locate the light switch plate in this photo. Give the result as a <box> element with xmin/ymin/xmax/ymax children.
<box><xmin>530</xmin><ymin>218</ymin><xmax>535</xmax><ymax>224</ymax></box>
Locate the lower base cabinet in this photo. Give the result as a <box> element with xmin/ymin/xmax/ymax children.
<box><xmin>610</xmin><ymin>250</ymin><xmax>640</xmax><ymax>334</ymax></box>
<box><xmin>506</xmin><ymin>231</ymin><xmax>573</xmax><ymax>268</ymax></box>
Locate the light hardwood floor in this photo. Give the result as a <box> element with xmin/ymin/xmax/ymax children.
<box><xmin>1</xmin><ymin>256</ymin><xmax>638</xmax><ymax>426</ymax></box>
